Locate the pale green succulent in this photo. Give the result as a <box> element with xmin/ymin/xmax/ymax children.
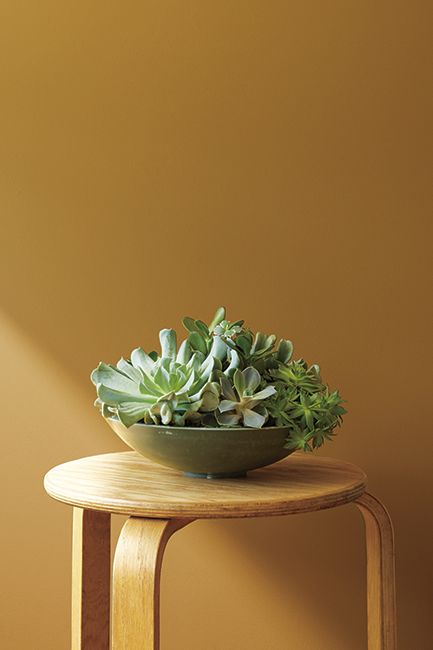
<box><xmin>216</xmin><ymin>367</ymin><xmax>276</xmax><ymax>428</ymax></box>
<box><xmin>91</xmin><ymin>328</ymin><xmax>221</xmax><ymax>427</ymax></box>
<box><xmin>91</xmin><ymin>307</ymin><xmax>346</xmax><ymax>450</ymax></box>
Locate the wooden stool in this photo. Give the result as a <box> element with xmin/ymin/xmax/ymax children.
<box><xmin>44</xmin><ymin>451</ymin><xmax>397</xmax><ymax>650</ymax></box>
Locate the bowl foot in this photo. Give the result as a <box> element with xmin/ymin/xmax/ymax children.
<box><xmin>183</xmin><ymin>470</ymin><xmax>248</xmax><ymax>479</ymax></box>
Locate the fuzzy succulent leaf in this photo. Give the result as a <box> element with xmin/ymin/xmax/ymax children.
<box><xmin>92</xmin><ymin>341</ymin><xmax>222</xmax><ymax>426</ymax></box>
<box><xmin>159</xmin><ymin>329</ymin><xmax>177</xmax><ymax>359</ymax></box>
<box><xmin>199</xmin><ymin>382</ymin><xmax>221</xmax><ymax>411</ymax></box>
<box><xmin>176</xmin><ymin>340</ymin><xmax>192</xmax><ymax>365</ymax></box>
<box><xmin>116</xmin><ymin>358</ymin><xmax>143</xmax><ymax>383</ymax></box>
<box><xmin>117</xmin><ymin>401</ymin><xmax>151</xmax><ymax>427</ymax></box>
<box><xmin>224</xmin><ymin>349</ymin><xmax>241</xmax><ymax>377</ymax></box>
<box><xmin>130</xmin><ymin>348</ymin><xmax>155</xmax><ymax>373</ymax></box>
<box><xmin>91</xmin><ymin>362</ymin><xmax>142</xmax><ymax>396</ymax></box>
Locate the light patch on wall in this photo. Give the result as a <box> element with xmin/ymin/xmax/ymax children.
<box><xmin>0</xmin><ymin>310</ymin><xmax>123</xmax><ymax>649</ymax></box>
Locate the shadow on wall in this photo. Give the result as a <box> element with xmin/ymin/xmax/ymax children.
<box><xmin>161</xmin><ymin>505</ymin><xmax>366</xmax><ymax>650</ymax></box>
<box><xmin>219</xmin><ymin>509</ymin><xmax>366</xmax><ymax>647</ymax></box>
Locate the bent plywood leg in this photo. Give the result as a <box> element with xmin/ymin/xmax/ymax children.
<box><xmin>112</xmin><ymin>517</ymin><xmax>193</xmax><ymax>650</ymax></box>
<box><xmin>72</xmin><ymin>507</ymin><xmax>111</xmax><ymax>650</ymax></box>
<box><xmin>356</xmin><ymin>493</ymin><xmax>397</xmax><ymax>650</ymax></box>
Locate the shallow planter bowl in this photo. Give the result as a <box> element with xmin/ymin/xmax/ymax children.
<box><xmin>106</xmin><ymin>416</ymin><xmax>295</xmax><ymax>479</ymax></box>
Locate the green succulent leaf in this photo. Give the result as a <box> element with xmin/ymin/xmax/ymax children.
<box><xmin>130</xmin><ymin>348</ymin><xmax>156</xmax><ymax>373</ymax></box>
<box><xmin>208</xmin><ymin>335</ymin><xmax>228</xmax><ymax>360</ymax></box>
<box><xmin>116</xmin><ymin>358</ymin><xmax>143</xmax><ymax>383</ymax></box>
<box><xmin>91</xmin><ymin>363</ymin><xmax>142</xmax><ymax>397</ymax></box>
<box><xmin>243</xmin><ymin>408</ymin><xmax>266</xmax><ymax>428</ymax></box>
<box><xmin>248</xmin><ymin>385</ymin><xmax>276</xmax><ymax>403</ymax></box>
<box><xmin>218</xmin><ymin>399</ymin><xmax>238</xmax><ymax>413</ymax></box>
<box><xmin>97</xmin><ymin>383</ymin><xmax>153</xmax><ymax>407</ymax></box>
<box><xmin>251</xmin><ymin>332</ymin><xmax>266</xmax><ymax>355</ymax></box>
<box><xmin>242</xmin><ymin>367</ymin><xmax>261</xmax><ymax>394</ymax></box>
<box><xmin>159</xmin><ymin>401</ymin><xmax>173</xmax><ymax>425</ymax></box>
<box><xmin>182</xmin><ymin>316</ymin><xmax>198</xmax><ymax>333</ymax></box>
<box><xmin>159</xmin><ymin>329</ymin><xmax>177</xmax><ymax>359</ymax></box>
<box><xmin>233</xmin><ymin>368</ymin><xmax>246</xmax><ymax>396</ymax></box>
<box><xmin>208</xmin><ymin>306</ymin><xmax>226</xmax><ymax>332</ymax></box>
<box><xmin>220</xmin><ymin>374</ymin><xmax>237</xmax><ymax>401</ymax></box>
<box><xmin>224</xmin><ymin>349</ymin><xmax>241</xmax><ymax>377</ymax></box>
<box><xmin>117</xmin><ymin>402</ymin><xmax>151</xmax><ymax>427</ymax></box>
<box><xmin>276</xmin><ymin>339</ymin><xmax>293</xmax><ymax>364</ymax></box>
<box><xmin>194</xmin><ymin>319</ymin><xmax>209</xmax><ymax>337</ymax></box>
<box><xmin>176</xmin><ymin>339</ymin><xmax>192</xmax><ymax>365</ymax></box>
<box><xmin>235</xmin><ymin>334</ymin><xmax>252</xmax><ymax>355</ymax></box>
<box><xmin>200</xmin><ymin>382</ymin><xmax>221</xmax><ymax>411</ymax></box>
<box><xmin>187</xmin><ymin>331</ymin><xmax>208</xmax><ymax>355</ymax></box>
<box><xmin>216</xmin><ymin>412</ymin><xmax>240</xmax><ymax>427</ymax></box>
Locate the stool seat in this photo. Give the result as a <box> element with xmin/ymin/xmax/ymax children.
<box><xmin>44</xmin><ymin>451</ymin><xmax>396</xmax><ymax>650</ymax></box>
<box><xmin>44</xmin><ymin>450</ymin><xmax>367</xmax><ymax>519</ymax></box>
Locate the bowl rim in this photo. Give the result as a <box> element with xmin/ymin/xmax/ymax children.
<box><xmin>105</xmin><ymin>415</ymin><xmax>291</xmax><ymax>433</ymax></box>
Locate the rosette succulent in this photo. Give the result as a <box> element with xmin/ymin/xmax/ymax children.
<box><xmin>217</xmin><ymin>368</ymin><xmax>276</xmax><ymax>428</ymax></box>
<box><xmin>91</xmin><ymin>329</ymin><xmax>221</xmax><ymax>427</ymax></box>
<box><xmin>91</xmin><ymin>307</ymin><xmax>346</xmax><ymax>452</ymax></box>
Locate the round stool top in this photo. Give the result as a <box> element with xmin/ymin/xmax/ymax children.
<box><xmin>44</xmin><ymin>452</ymin><xmax>367</xmax><ymax>519</ymax></box>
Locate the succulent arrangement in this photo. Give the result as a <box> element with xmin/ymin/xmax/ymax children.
<box><xmin>91</xmin><ymin>307</ymin><xmax>346</xmax><ymax>452</ymax></box>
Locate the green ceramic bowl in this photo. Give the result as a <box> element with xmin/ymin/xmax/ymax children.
<box><xmin>106</xmin><ymin>416</ymin><xmax>295</xmax><ymax>479</ymax></box>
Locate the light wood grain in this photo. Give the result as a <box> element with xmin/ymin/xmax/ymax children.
<box><xmin>112</xmin><ymin>517</ymin><xmax>191</xmax><ymax>650</ymax></box>
<box><xmin>45</xmin><ymin>456</ymin><xmax>397</xmax><ymax>650</ymax></box>
<box><xmin>356</xmin><ymin>493</ymin><xmax>397</xmax><ymax>649</ymax></box>
<box><xmin>44</xmin><ymin>451</ymin><xmax>367</xmax><ymax>518</ymax></box>
<box><xmin>71</xmin><ymin>508</ymin><xmax>111</xmax><ymax>650</ymax></box>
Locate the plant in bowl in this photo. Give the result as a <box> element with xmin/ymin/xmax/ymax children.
<box><xmin>91</xmin><ymin>308</ymin><xmax>346</xmax><ymax>478</ymax></box>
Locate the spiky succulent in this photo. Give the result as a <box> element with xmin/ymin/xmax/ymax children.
<box><xmin>266</xmin><ymin>360</ymin><xmax>346</xmax><ymax>451</ymax></box>
<box><xmin>91</xmin><ymin>307</ymin><xmax>346</xmax><ymax>451</ymax></box>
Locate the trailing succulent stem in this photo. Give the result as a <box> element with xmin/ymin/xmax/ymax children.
<box><xmin>91</xmin><ymin>307</ymin><xmax>346</xmax><ymax>451</ymax></box>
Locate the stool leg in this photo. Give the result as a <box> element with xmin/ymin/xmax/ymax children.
<box><xmin>71</xmin><ymin>507</ymin><xmax>111</xmax><ymax>650</ymax></box>
<box><xmin>356</xmin><ymin>493</ymin><xmax>397</xmax><ymax>650</ymax></box>
<box><xmin>112</xmin><ymin>517</ymin><xmax>192</xmax><ymax>650</ymax></box>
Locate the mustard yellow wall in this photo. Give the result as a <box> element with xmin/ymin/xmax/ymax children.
<box><xmin>1</xmin><ymin>2</ymin><xmax>432</xmax><ymax>648</ymax></box>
